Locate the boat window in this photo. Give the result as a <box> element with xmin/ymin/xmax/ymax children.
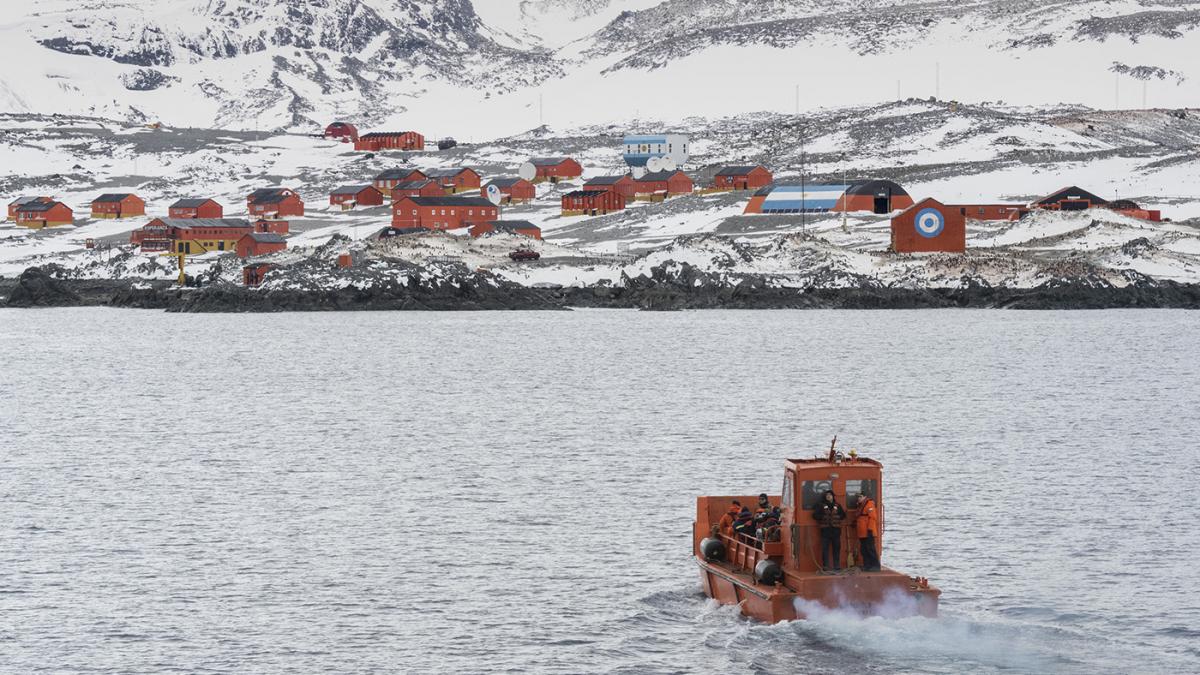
<box><xmin>782</xmin><ymin>474</ymin><xmax>794</xmax><ymax>510</ymax></box>
<box><xmin>846</xmin><ymin>479</ymin><xmax>878</xmax><ymax>507</ymax></box>
<box><xmin>800</xmin><ymin>480</ymin><xmax>832</xmax><ymax>509</ymax></box>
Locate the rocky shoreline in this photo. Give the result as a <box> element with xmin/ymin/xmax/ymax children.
<box><xmin>4</xmin><ymin>264</ymin><xmax>1200</xmax><ymax>312</ymax></box>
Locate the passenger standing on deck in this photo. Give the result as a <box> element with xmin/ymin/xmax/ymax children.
<box><xmin>718</xmin><ymin>500</ymin><xmax>741</xmax><ymax>536</ymax></box>
<box><xmin>856</xmin><ymin>493</ymin><xmax>881</xmax><ymax>571</ymax></box>
<box><xmin>812</xmin><ymin>490</ymin><xmax>846</xmax><ymax>571</ymax></box>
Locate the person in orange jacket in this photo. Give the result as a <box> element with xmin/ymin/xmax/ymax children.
<box><xmin>856</xmin><ymin>493</ymin><xmax>881</xmax><ymax>571</ymax></box>
<box><xmin>718</xmin><ymin>500</ymin><xmax>741</xmax><ymax>536</ymax></box>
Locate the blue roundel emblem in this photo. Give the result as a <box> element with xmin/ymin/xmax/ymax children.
<box><xmin>914</xmin><ymin>208</ymin><xmax>945</xmax><ymax>238</ymax></box>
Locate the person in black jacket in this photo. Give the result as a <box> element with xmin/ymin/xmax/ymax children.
<box><xmin>812</xmin><ymin>490</ymin><xmax>847</xmax><ymax>571</ymax></box>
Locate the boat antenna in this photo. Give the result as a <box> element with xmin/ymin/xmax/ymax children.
<box><xmin>828</xmin><ymin>436</ymin><xmax>838</xmax><ymax>462</ymax></box>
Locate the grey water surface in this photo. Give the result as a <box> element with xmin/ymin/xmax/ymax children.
<box><xmin>2</xmin><ymin>308</ymin><xmax>1198</xmax><ymax>674</ymax></box>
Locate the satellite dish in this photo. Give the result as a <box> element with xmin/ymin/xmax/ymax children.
<box><xmin>631</xmin><ymin>166</ymin><xmax>647</xmax><ymax>179</ymax></box>
<box><xmin>661</xmin><ymin>157</ymin><xmax>677</xmax><ymax>172</ymax></box>
<box><xmin>646</xmin><ymin>157</ymin><xmax>664</xmax><ymax>173</ymax></box>
<box><xmin>518</xmin><ymin>162</ymin><xmax>537</xmax><ymax>181</ymax></box>
<box><xmin>485</xmin><ymin>183</ymin><xmax>503</xmax><ymax>206</ymax></box>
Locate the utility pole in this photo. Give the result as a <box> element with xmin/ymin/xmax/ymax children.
<box><xmin>800</xmin><ymin>122</ymin><xmax>807</xmax><ymax>234</ymax></box>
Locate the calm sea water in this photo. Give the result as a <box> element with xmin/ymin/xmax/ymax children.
<box><xmin>2</xmin><ymin>308</ymin><xmax>1198</xmax><ymax>674</ymax></box>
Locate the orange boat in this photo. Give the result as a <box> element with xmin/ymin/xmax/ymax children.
<box><xmin>694</xmin><ymin>444</ymin><xmax>940</xmax><ymax>622</ymax></box>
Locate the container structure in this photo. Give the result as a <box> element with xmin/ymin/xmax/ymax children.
<box><xmin>354</xmin><ymin>131</ymin><xmax>424</xmax><ymax>152</ymax></box>
<box><xmin>622</xmin><ymin>134</ymin><xmax>689</xmax><ymax>168</ymax></box>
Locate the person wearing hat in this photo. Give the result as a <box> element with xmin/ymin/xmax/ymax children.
<box><xmin>812</xmin><ymin>489</ymin><xmax>846</xmax><ymax>571</ymax></box>
<box><xmin>732</xmin><ymin>506</ymin><xmax>756</xmax><ymax>540</ymax></box>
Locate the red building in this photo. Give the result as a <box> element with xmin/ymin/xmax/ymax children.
<box><xmin>391</xmin><ymin>179</ymin><xmax>445</xmax><ymax>199</ymax></box>
<box><xmin>1033</xmin><ymin>186</ymin><xmax>1108</xmax><ymax>211</ymax></box>
<box><xmin>427</xmin><ymin>168</ymin><xmax>482</xmax><ymax>193</ymax></box>
<box><xmin>584</xmin><ymin>175</ymin><xmax>637</xmax><ymax>199</ymax></box>
<box><xmin>527</xmin><ymin>157</ymin><xmax>583</xmax><ymax>182</ymax></box>
<box><xmin>324</xmin><ymin>122</ymin><xmax>358</xmax><ymax>142</ymax></box>
<box><xmin>633</xmin><ymin>170</ymin><xmax>694</xmax><ymax>199</ymax></box>
<box><xmin>8</xmin><ymin>196</ymin><xmax>51</xmax><ymax>220</ymax></box>
<box><xmin>712</xmin><ymin>165</ymin><xmax>772</xmax><ymax>191</ymax></box>
<box><xmin>243</xmin><ymin>263</ymin><xmax>276</xmax><ymax>286</ymax></box>
<box><xmin>482</xmin><ymin>178</ymin><xmax>536</xmax><ymax>204</ymax></box>
<box><xmin>169</xmin><ymin>198</ymin><xmax>224</xmax><ymax>219</ymax></box>
<box><xmin>247</xmin><ymin>188</ymin><xmax>304</xmax><ymax>218</ymax></box>
<box><xmin>90</xmin><ymin>193</ymin><xmax>145</xmax><ymax>219</ymax></box>
<box><xmin>890</xmin><ymin>198</ymin><xmax>966</xmax><ymax>254</ymax></box>
<box><xmin>354</xmin><ymin>131</ymin><xmax>424</xmax><ymax>152</ymax></box>
<box><xmin>237</xmin><ymin>232</ymin><xmax>288</xmax><ymax>257</ymax></box>
<box><xmin>131</xmin><ymin>218</ymin><xmax>254</xmax><ymax>253</ymax></box>
<box><xmin>330</xmin><ymin>185</ymin><xmax>385</xmax><ymax>209</ymax></box>
<box><xmin>14</xmin><ymin>200</ymin><xmax>73</xmax><ymax>228</ymax></box>
<box><xmin>469</xmin><ymin>220</ymin><xmax>543</xmax><ymax>239</ymax></box>
<box><xmin>562</xmin><ymin>190</ymin><xmax>626</xmax><ymax>216</ymax></box>
<box><xmin>391</xmin><ymin>196</ymin><xmax>499</xmax><ymax>230</ymax></box>
<box><xmin>373</xmin><ymin>168</ymin><xmax>428</xmax><ymax>192</ymax></box>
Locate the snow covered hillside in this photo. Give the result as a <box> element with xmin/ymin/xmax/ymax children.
<box><xmin>2</xmin><ymin>100</ymin><xmax>1199</xmax><ymax>290</ymax></box>
<box><xmin>0</xmin><ymin>1</ymin><xmax>1196</xmax><ymax>135</ymax></box>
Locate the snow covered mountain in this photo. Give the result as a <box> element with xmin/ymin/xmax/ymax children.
<box><xmin>0</xmin><ymin>0</ymin><xmax>1196</xmax><ymax>135</ymax></box>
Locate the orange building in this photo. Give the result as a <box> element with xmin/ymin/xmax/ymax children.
<box><xmin>633</xmin><ymin>170</ymin><xmax>694</xmax><ymax>199</ymax></box>
<box><xmin>562</xmin><ymin>190</ymin><xmax>626</xmax><ymax>216</ymax></box>
<box><xmin>712</xmin><ymin>165</ymin><xmax>773</xmax><ymax>191</ymax></box>
<box><xmin>890</xmin><ymin>198</ymin><xmax>966</xmax><ymax>253</ymax></box>
<box><xmin>8</xmin><ymin>196</ymin><xmax>52</xmax><ymax>220</ymax></box>
<box><xmin>374</xmin><ymin>168</ymin><xmax>428</xmax><ymax>192</ymax></box>
<box><xmin>90</xmin><ymin>193</ymin><xmax>145</xmax><ymax>219</ymax></box>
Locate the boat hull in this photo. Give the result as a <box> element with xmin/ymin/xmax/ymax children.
<box><xmin>697</xmin><ymin>558</ymin><xmax>939</xmax><ymax>623</ymax></box>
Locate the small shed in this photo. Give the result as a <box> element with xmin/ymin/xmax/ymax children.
<box><xmin>243</xmin><ymin>263</ymin><xmax>276</xmax><ymax>287</ymax></box>
<box><xmin>237</xmin><ymin>232</ymin><xmax>288</xmax><ymax>258</ymax></box>
<box><xmin>330</xmin><ymin>185</ymin><xmax>385</xmax><ymax>209</ymax></box>
<box><xmin>482</xmin><ymin>178</ymin><xmax>536</xmax><ymax>204</ymax></box>
<box><xmin>890</xmin><ymin>198</ymin><xmax>966</xmax><ymax>254</ymax></box>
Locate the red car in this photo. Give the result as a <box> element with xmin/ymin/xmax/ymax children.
<box><xmin>508</xmin><ymin>249</ymin><xmax>540</xmax><ymax>261</ymax></box>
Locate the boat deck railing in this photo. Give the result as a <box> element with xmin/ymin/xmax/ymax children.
<box><xmin>720</xmin><ymin>533</ymin><xmax>784</xmax><ymax>574</ymax></box>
